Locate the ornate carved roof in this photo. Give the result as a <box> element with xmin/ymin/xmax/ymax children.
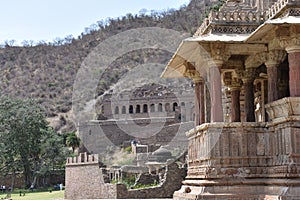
<box><xmin>195</xmin><ymin>0</ymin><xmax>300</xmax><ymax>36</ymax></box>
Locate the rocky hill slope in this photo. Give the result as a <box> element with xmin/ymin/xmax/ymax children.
<box><xmin>0</xmin><ymin>0</ymin><xmax>221</xmax><ymax>132</ymax></box>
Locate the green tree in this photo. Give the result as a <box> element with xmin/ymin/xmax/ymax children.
<box><xmin>0</xmin><ymin>97</ymin><xmax>69</xmax><ymax>189</ymax></box>
<box><xmin>65</xmin><ymin>132</ymin><xmax>81</xmax><ymax>153</ymax></box>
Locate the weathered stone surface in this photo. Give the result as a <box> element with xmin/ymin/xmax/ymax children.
<box><xmin>174</xmin><ymin>98</ymin><xmax>300</xmax><ymax>199</ymax></box>
<box><xmin>266</xmin><ymin>97</ymin><xmax>300</xmax><ymax>121</ymax></box>
<box><xmin>65</xmin><ymin>156</ymin><xmax>186</xmax><ymax>199</ymax></box>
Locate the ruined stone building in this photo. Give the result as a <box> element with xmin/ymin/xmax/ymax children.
<box><xmin>162</xmin><ymin>0</ymin><xmax>300</xmax><ymax>199</ymax></box>
<box><xmin>78</xmin><ymin>83</ymin><xmax>194</xmax><ymax>155</ymax></box>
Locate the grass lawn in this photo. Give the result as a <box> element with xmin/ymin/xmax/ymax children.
<box><xmin>0</xmin><ymin>190</ymin><xmax>64</xmax><ymax>200</ymax></box>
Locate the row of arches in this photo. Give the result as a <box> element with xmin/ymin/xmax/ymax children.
<box><xmin>114</xmin><ymin>102</ymin><xmax>185</xmax><ymax>115</ymax></box>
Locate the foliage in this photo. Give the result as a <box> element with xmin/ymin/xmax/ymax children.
<box><xmin>211</xmin><ymin>0</ymin><xmax>226</xmax><ymax>11</ymax></box>
<box><xmin>111</xmin><ymin>174</ymin><xmax>158</xmax><ymax>189</ymax></box>
<box><xmin>123</xmin><ymin>146</ymin><xmax>132</xmax><ymax>153</ymax></box>
<box><xmin>0</xmin><ymin>97</ymin><xmax>70</xmax><ymax>188</ymax></box>
<box><xmin>113</xmin><ymin>174</ymin><xmax>136</xmax><ymax>189</ymax></box>
<box><xmin>131</xmin><ymin>182</ymin><xmax>158</xmax><ymax>189</ymax></box>
<box><xmin>65</xmin><ymin>132</ymin><xmax>81</xmax><ymax>153</ymax></box>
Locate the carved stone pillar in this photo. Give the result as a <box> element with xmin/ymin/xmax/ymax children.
<box><xmin>287</xmin><ymin>48</ymin><xmax>300</xmax><ymax>97</ymax></box>
<box><xmin>286</xmin><ymin>44</ymin><xmax>300</xmax><ymax>97</ymax></box>
<box><xmin>242</xmin><ymin>68</ymin><xmax>256</xmax><ymax>122</ymax></box>
<box><xmin>209</xmin><ymin>63</ymin><xmax>223</xmax><ymax>122</ymax></box>
<box><xmin>280</xmin><ymin>36</ymin><xmax>300</xmax><ymax>97</ymax></box>
<box><xmin>230</xmin><ymin>79</ymin><xmax>242</xmax><ymax>122</ymax></box>
<box><xmin>265</xmin><ymin>50</ymin><xmax>286</xmax><ymax>102</ymax></box>
<box><xmin>184</xmin><ymin>63</ymin><xmax>206</xmax><ymax>126</ymax></box>
<box><xmin>209</xmin><ymin>43</ymin><xmax>230</xmax><ymax>122</ymax></box>
<box><xmin>193</xmin><ymin>74</ymin><xmax>205</xmax><ymax>126</ymax></box>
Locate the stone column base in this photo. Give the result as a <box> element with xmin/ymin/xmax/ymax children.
<box><xmin>173</xmin><ymin>179</ymin><xmax>300</xmax><ymax>200</ymax></box>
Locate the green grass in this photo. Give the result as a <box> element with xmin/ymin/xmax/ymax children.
<box><xmin>0</xmin><ymin>190</ymin><xmax>64</xmax><ymax>200</ymax></box>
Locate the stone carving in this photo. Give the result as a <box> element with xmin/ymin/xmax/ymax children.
<box><xmin>265</xmin><ymin>50</ymin><xmax>287</xmax><ymax>66</ymax></box>
<box><xmin>267</xmin><ymin>0</ymin><xmax>299</xmax><ymax>19</ymax></box>
<box><xmin>265</xmin><ymin>97</ymin><xmax>300</xmax><ymax>120</ymax></box>
<box><xmin>210</xmin><ymin>43</ymin><xmax>231</xmax><ymax>66</ymax></box>
<box><xmin>245</xmin><ymin>52</ymin><xmax>267</xmax><ymax>68</ymax></box>
<box><xmin>194</xmin><ymin>0</ymin><xmax>269</xmax><ymax>36</ymax></box>
<box><xmin>280</xmin><ymin>37</ymin><xmax>300</xmax><ymax>53</ymax></box>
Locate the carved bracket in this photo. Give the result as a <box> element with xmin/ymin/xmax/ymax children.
<box><xmin>245</xmin><ymin>52</ymin><xmax>267</xmax><ymax>68</ymax></box>
<box><xmin>210</xmin><ymin>43</ymin><xmax>231</xmax><ymax>66</ymax></box>
<box><xmin>265</xmin><ymin>50</ymin><xmax>287</xmax><ymax>67</ymax></box>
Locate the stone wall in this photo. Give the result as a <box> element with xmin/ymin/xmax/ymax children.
<box><xmin>120</xmin><ymin>162</ymin><xmax>186</xmax><ymax>199</ymax></box>
<box><xmin>78</xmin><ymin>119</ymin><xmax>193</xmax><ymax>156</ymax></box>
<box><xmin>65</xmin><ymin>153</ymin><xmax>186</xmax><ymax>199</ymax></box>
<box><xmin>65</xmin><ymin>153</ymin><xmax>116</xmax><ymax>200</ymax></box>
<box><xmin>100</xmin><ymin>87</ymin><xmax>194</xmax><ymax>122</ymax></box>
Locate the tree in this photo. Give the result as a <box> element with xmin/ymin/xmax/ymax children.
<box><xmin>0</xmin><ymin>97</ymin><xmax>69</xmax><ymax>188</ymax></box>
<box><xmin>38</xmin><ymin>128</ymin><xmax>69</xmax><ymax>180</ymax></box>
<box><xmin>65</xmin><ymin>132</ymin><xmax>81</xmax><ymax>153</ymax></box>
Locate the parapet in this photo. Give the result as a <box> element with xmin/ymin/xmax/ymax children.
<box><xmin>66</xmin><ymin>152</ymin><xmax>99</xmax><ymax>166</ymax></box>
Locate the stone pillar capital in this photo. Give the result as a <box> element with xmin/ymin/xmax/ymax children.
<box><xmin>280</xmin><ymin>37</ymin><xmax>300</xmax><ymax>53</ymax></box>
<box><xmin>210</xmin><ymin>43</ymin><xmax>230</xmax><ymax>67</ymax></box>
<box><xmin>242</xmin><ymin>68</ymin><xmax>256</xmax><ymax>83</ymax></box>
<box><xmin>245</xmin><ymin>52</ymin><xmax>267</xmax><ymax>69</ymax></box>
<box><xmin>265</xmin><ymin>50</ymin><xmax>287</xmax><ymax>67</ymax></box>
<box><xmin>191</xmin><ymin>72</ymin><xmax>204</xmax><ymax>83</ymax></box>
<box><xmin>183</xmin><ymin>62</ymin><xmax>203</xmax><ymax>83</ymax></box>
<box><xmin>222</xmin><ymin>70</ymin><xmax>242</xmax><ymax>90</ymax></box>
<box><xmin>230</xmin><ymin>78</ymin><xmax>243</xmax><ymax>91</ymax></box>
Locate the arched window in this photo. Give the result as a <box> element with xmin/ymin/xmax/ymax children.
<box><xmin>158</xmin><ymin>103</ymin><xmax>163</xmax><ymax>112</ymax></box>
<box><xmin>115</xmin><ymin>106</ymin><xmax>119</xmax><ymax>114</ymax></box>
<box><xmin>165</xmin><ymin>103</ymin><xmax>170</xmax><ymax>112</ymax></box>
<box><xmin>173</xmin><ymin>102</ymin><xmax>178</xmax><ymax>111</ymax></box>
<box><xmin>150</xmin><ymin>104</ymin><xmax>155</xmax><ymax>112</ymax></box>
<box><xmin>122</xmin><ymin>106</ymin><xmax>126</xmax><ymax>114</ymax></box>
<box><xmin>136</xmin><ymin>105</ymin><xmax>141</xmax><ymax>113</ymax></box>
<box><xmin>181</xmin><ymin>102</ymin><xmax>185</xmax><ymax>107</ymax></box>
<box><xmin>129</xmin><ymin>105</ymin><xmax>133</xmax><ymax>114</ymax></box>
<box><xmin>143</xmin><ymin>104</ymin><xmax>148</xmax><ymax>113</ymax></box>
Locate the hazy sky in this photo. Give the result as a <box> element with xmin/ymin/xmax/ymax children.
<box><xmin>0</xmin><ymin>0</ymin><xmax>190</xmax><ymax>45</ymax></box>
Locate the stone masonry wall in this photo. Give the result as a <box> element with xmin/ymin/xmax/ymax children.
<box><xmin>65</xmin><ymin>153</ymin><xmax>186</xmax><ymax>199</ymax></box>
<box><xmin>65</xmin><ymin>153</ymin><xmax>116</xmax><ymax>200</ymax></box>
<box><xmin>119</xmin><ymin>162</ymin><xmax>186</xmax><ymax>199</ymax></box>
<box><xmin>79</xmin><ymin>119</ymin><xmax>193</xmax><ymax>156</ymax></box>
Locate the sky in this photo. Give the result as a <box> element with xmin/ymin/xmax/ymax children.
<box><xmin>0</xmin><ymin>0</ymin><xmax>190</xmax><ymax>45</ymax></box>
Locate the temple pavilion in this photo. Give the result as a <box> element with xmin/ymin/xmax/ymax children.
<box><xmin>162</xmin><ymin>0</ymin><xmax>300</xmax><ymax>199</ymax></box>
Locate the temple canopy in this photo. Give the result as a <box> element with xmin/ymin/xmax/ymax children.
<box><xmin>161</xmin><ymin>34</ymin><xmax>249</xmax><ymax>78</ymax></box>
<box><xmin>161</xmin><ymin>0</ymin><xmax>300</xmax><ymax>199</ymax></box>
<box><xmin>247</xmin><ymin>15</ymin><xmax>300</xmax><ymax>42</ymax></box>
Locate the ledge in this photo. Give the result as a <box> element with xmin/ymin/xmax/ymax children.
<box><xmin>186</xmin><ymin>122</ymin><xmax>266</xmax><ymax>138</ymax></box>
<box><xmin>265</xmin><ymin>97</ymin><xmax>300</xmax><ymax>120</ymax></box>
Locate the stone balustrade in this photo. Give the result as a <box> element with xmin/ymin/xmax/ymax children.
<box><xmin>195</xmin><ymin>10</ymin><xmax>268</xmax><ymax>35</ymax></box>
<box><xmin>267</xmin><ymin>0</ymin><xmax>296</xmax><ymax>19</ymax></box>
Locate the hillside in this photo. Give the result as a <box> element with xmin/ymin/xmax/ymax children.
<box><xmin>0</xmin><ymin>0</ymin><xmax>220</xmax><ymax>132</ymax></box>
